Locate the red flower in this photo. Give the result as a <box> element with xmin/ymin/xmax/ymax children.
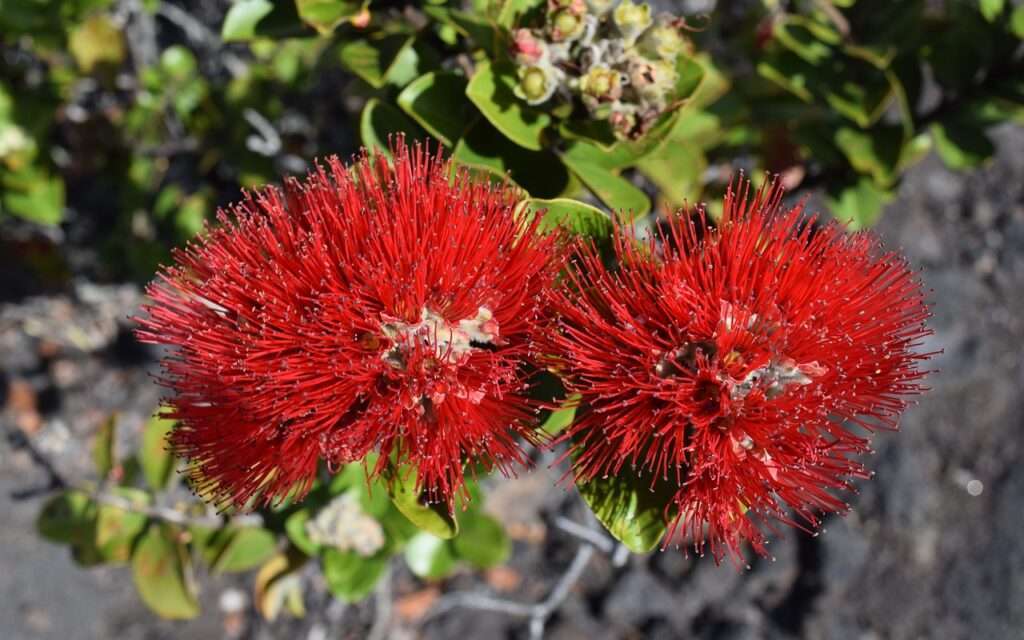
<box><xmin>546</xmin><ymin>179</ymin><xmax>932</xmax><ymax>562</ymax></box>
<box><xmin>136</xmin><ymin>139</ymin><xmax>563</xmax><ymax>510</ymax></box>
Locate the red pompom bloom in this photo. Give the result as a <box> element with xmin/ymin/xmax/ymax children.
<box><xmin>547</xmin><ymin>180</ymin><xmax>932</xmax><ymax>561</ymax></box>
<box><xmin>136</xmin><ymin>140</ymin><xmax>563</xmax><ymax>509</ymax></box>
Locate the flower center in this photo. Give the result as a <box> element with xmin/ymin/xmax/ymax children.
<box><xmin>380</xmin><ymin>306</ymin><xmax>499</xmax><ymax>370</ymax></box>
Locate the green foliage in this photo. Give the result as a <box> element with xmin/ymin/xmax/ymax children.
<box><xmin>575</xmin><ymin>462</ymin><xmax>678</xmax><ymax>554</ymax></box>
<box><xmin>140</xmin><ymin>415</ymin><xmax>176</xmax><ymax>490</ymax></box>
<box><xmin>386</xmin><ymin>463</ymin><xmax>459</xmax><ymax>539</ymax></box>
<box><xmin>91</xmin><ymin>413</ymin><xmax>117</xmax><ymax>479</ymax></box>
<box><xmin>132</xmin><ymin>524</ymin><xmax>200</xmax><ymax>619</ymax></box>
<box><xmin>466</xmin><ymin>60</ymin><xmax>551</xmax><ymax>151</ymax></box>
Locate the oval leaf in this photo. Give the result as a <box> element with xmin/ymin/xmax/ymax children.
<box><xmin>404</xmin><ymin>532</ymin><xmax>457</xmax><ymax>579</ymax></box>
<box><xmin>575</xmin><ymin>466</ymin><xmax>677</xmax><ymax>554</ymax></box>
<box><xmin>466</xmin><ymin>60</ymin><xmax>551</xmax><ymax>151</ymax></box>
<box><xmin>397</xmin><ymin>71</ymin><xmax>473</xmax><ymax>146</ymax></box>
<box><xmin>387</xmin><ymin>465</ymin><xmax>458</xmax><ymax>540</ymax></box>
<box><xmin>141</xmin><ymin>414</ymin><xmax>176</xmax><ymax>491</ymax></box>
<box><xmin>95</xmin><ymin>488</ymin><xmax>149</xmax><ymax>564</ymax></box>
<box><xmin>92</xmin><ymin>413</ymin><xmax>117</xmax><ymax>479</ymax></box>
<box><xmin>452</xmin><ymin>512</ymin><xmax>510</xmax><ymax>569</ymax></box>
<box><xmin>36</xmin><ymin>490</ymin><xmax>96</xmax><ymax>545</ymax></box>
<box><xmin>518</xmin><ymin>198</ymin><xmax>613</xmax><ymax>240</ymax></box>
<box><xmin>322</xmin><ymin>548</ymin><xmax>389</xmax><ymax>602</ymax></box>
<box><xmin>131</xmin><ymin>524</ymin><xmax>200</xmax><ymax>619</ymax></box>
<box><xmin>359</xmin><ymin>98</ymin><xmax>426</xmax><ymax>155</ymax></box>
<box><xmin>210</xmin><ymin>527</ymin><xmax>278</xmax><ymax>573</ymax></box>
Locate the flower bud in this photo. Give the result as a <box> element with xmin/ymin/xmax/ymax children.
<box><xmin>512</xmin><ymin>28</ymin><xmax>547</xmax><ymax>65</ymax></box>
<box><xmin>549</xmin><ymin>8</ymin><xmax>587</xmax><ymax>42</ymax></box>
<box><xmin>613</xmin><ymin>0</ymin><xmax>652</xmax><ymax>46</ymax></box>
<box><xmin>584</xmin><ymin>0</ymin><xmax>618</xmax><ymax>16</ymax></box>
<box><xmin>515</xmin><ymin>65</ymin><xmax>560</xmax><ymax>105</ymax></box>
<box><xmin>579</xmin><ymin>65</ymin><xmax>623</xmax><ymax>103</ymax></box>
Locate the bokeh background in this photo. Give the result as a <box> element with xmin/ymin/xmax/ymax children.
<box><xmin>2</xmin><ymin>1</ymin><xmax>1023</xmax><ymax>639</ymax></box>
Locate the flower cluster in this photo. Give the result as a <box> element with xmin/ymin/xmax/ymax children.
<box><xmin>138</xmin><ymin>138</ymin><xmax>932</xmax><ymax>561</ymax></box>
<box><xmin>544</xmin><ymin>179</ymin><xmax>933</xmax><ymax>561</ymax></box>
<box><xmin>136</xmin><ymin>138</ymin><xmax>564</xmax><ymax>511</ymax></box>
<box><xmin>511</xmin><ymin>0</ymin><xmax>696</xmax><ymax>139</ymax></box>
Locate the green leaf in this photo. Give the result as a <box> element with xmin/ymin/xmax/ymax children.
<box><xmin>404</xmin><ymin>532</ymin><xmax>458</xmax><ymax>578</ymax></box>
<box><xmin>423</xmin><ymin>5</ymin><xmax>502</xmax><ymax>54</ymax></box>
<box><xmin>517</xmin><ymin>198</ymin><xmax>613</xmax><ymax>239</ymax></box>
<box><xmin>322</xmin><ymin>548</ymin><xmax>389</xmax><ymax>602</ymax></box>
<box><xmin>1012</xmin><ymin>6</ymin><xmax>1024</xmax><ymax>38</ymax></box>
<box><xmin>930</xmin><ymin>120</ymin><xmax>995</xmax><ymax>170</ymax></box>
<box><xmin>95</xmin><ymin>489</ymin><xmax>149</xmax><ymax>564</ymax></box>
<box><xmin>576</xmin><ymin>466</ymin><xmax>677</xmax><ymax>554</ymax></box>
<box><xmin>337</xmin><ymin>34</ymin><xmax>414</xmax><ymax>89</ymax></box>
<box><xmin>387</xmin><ymin>464</ymin><xmax>459</xmax><ymax>539</ymax></box>
<box><xmin>825</xmin><ymin>176</ymin><xmax>894</xmax><ymax>230</ymax></box>
<box><xmin>131</xmin><ymin>524</ymin><xmax>200</xmax><ymax>619</ymax></box>
<box><xmin>209</xmin><ymin>527</ymin><xmax>278</xmax><ymax>573</ymax></box>
<box><xmin>673</xmin><ymin>56</ymin><xmax>706</xmax><ymax>103</ymax></box>
<box><xmin>295</xmin><ymin>0</ymin><xmax>364</xmax><ymax>34</ymax></box>
<box><xmin>452</xmin><ymin>119</ymin><xmax>570</xmax><ymax>198</ymax></box>
<box><xmin>637</xmin><ymin>143</ymin><xmax>706</xmax><ymax>208</ymax></box>
<box><xmin>559</xmin><ymin>119</ymin><xmax>618</xmax><ymax>149</ymax></box>
<box><xmin>141</xmin><ymin>414</ymin><xmax>176</xmax><ymax>491</ymax></box>
<box><xmin>37</xmin><ymin>490</ymin><xmax>96</xmax><ymax>545</ymax></box>
<box><xmin>466</xmin><ymin>60</ymin><xmax>551</xmax><ymax>151</ymax></box>
<box><xmin>773</xmin><ymin>15</ymin><xmax>838</xmax><ymax>65</ymax></box>
<box><xmin>284</xmin><ymin>509</ymin><xmax>320</xmax><ymax>556</ymax></box>
<box><xmin>980</xmin><ymin>0</ymin><xmax>1004</xmax><ymax>22</ymax></box>
<box><xmin>359</xmin><ymin>98</ymin><xmax>426</xmax><ymax>155</ymax></box>
<box><xmin>497</xmin><ymin>0</ymin><xmax>544</xmax><ymax>28</ymax></box>
<box><xmin>397</xmin><ymin>72</ymin><xmax>473</xmax><ymax>146</ymax></box>
<box><xmin>833</xmin><ymin>126</ymin><xmax>904</xmax><ymax>188</ymax></box>
<box><xmin>69</xmin><ymin>14</ymin><xmax>125</xmax><ymax>72</ymax></box>
<box><xmin>221</xmin><ymin>0</ymin><xmax>275</xmax><ymax>42</ymax></box>
<box><xmin>562</xmin><ymin>144</ymin><xmax>651</xmax><ymax>219</ymax></box>
<box><xmin>1</xmin><ymin>165</ymin><xmax>64</xmax><ymax>225</ymax></box>
<box><xmin>383</xmin><ymin>40</ymin><xmax>441</xmax><ymax>90</ymax></box>
<box><xmin>540</xmin><ymin>401</ymin><xmax>577</xmax><ymax>437</ymax></box>
<box><xmin>452</xmin><ymin>512</ymin><xmax>509</xmax><ymax>568</ymax></box>
<box><xmin>92</xmin><ymin>413</ymin><xmax>117</xmax><ymax>479</ymax></box>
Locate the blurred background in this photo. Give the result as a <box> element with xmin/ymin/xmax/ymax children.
<box><xmin>2</xmin><ymin>1</ymin><xmax>1023</xmax><ymax>639</ymax></box>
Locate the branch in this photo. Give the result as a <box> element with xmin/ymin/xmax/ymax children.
<box><xmin>426</xmin><ymin>517</ymin><xmax>609</xmax><ymax>639</ymax></box>
<box><xmin>90</xmin><ymin>489</ymin><xmax>264</xmax><ymax>529</ymax></box>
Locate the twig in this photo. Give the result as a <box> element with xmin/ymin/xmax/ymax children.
<box><xmin>90</xmin><ymin>489</ymin><xmax>264</xmax><ymax>529</ymax></box>
<box><xmin>156</xmin><ymin>3</ymin><xmax>248</xmax><ymax>78</ymax></box>
<box><xmin>426</xmin><ymin>530</ymin><xmax>601</xmax><ymax>639</ymax></box>
<box><xmin>553</xmin><ymin>515</ymin><xmax>614</xmax><ymax>553</ymax></box>
<box><xmin>528</xmin><ymin>544</ymin><xmax>596</xmax><ymax>640</ymax></box>
<box><xmin>243</xmin><ymin>108</ymin><xmax>283</xmax><ymax>157</ymax></box>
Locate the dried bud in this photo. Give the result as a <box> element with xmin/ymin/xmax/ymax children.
<box><xmin>515</xmin><ymin>65</ymin><xmax>560</xmax><ymax>105</ymax></box>
<box><xmin>628</xmin><ymin>55</ymin><xmax>678</xmax><ymax>108</ymax></box>
<box><xmin>638</xmin><ymin>15</ymin><xmax>691</xmax><ymax>60</ymax></box>
<box><xmin>612</xmin><ymin>0</ymin><xmax>652</xmax><ymax>45</ymax></box>
<box><xmin>512</xmin><ymin>28</ymin><xmax>547</xmax><ymax>65</ymax></box>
